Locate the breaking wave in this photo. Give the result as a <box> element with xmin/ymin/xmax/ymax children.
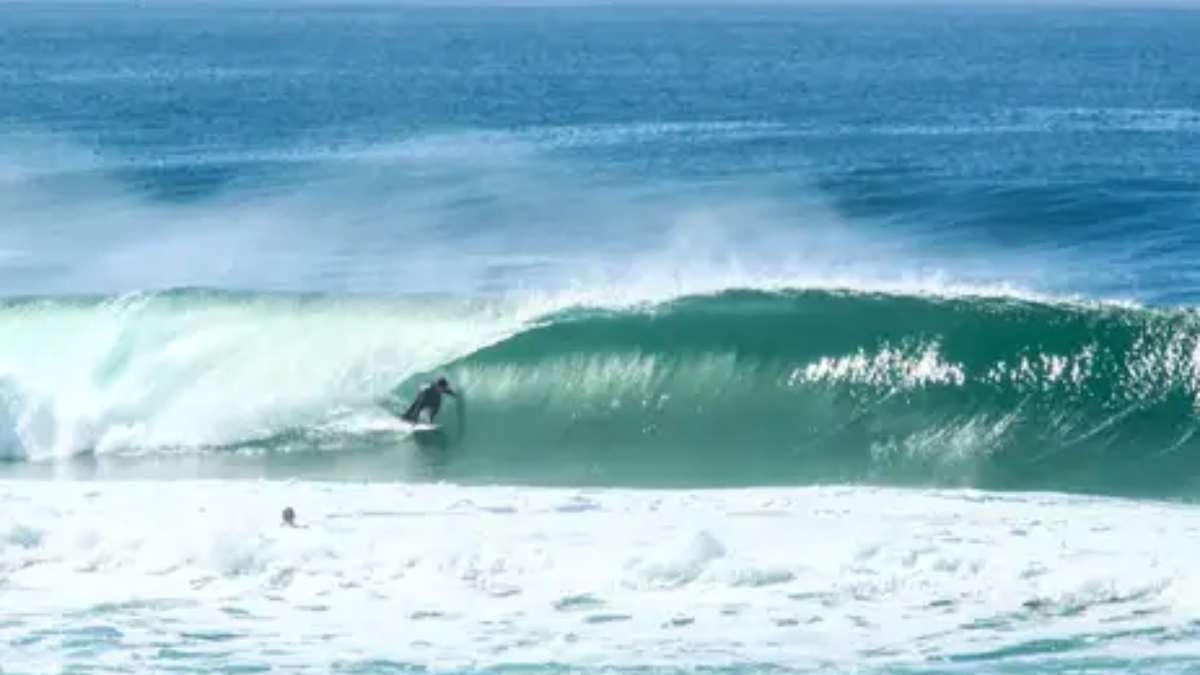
<box><xmin>4</xmin><ymin>287</ymin><xmax>1200</xmax><ymax>496</ymax></box>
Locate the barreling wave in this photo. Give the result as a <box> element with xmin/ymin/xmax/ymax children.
<box><xmin>4</xmin><ymin>287</ymin><xmax>1200</xmax><ymax>496</ymax></box>
<box><xmin>438</xmin><ymin>289</ymin><xmax>1200</xmax><ymax>495</ymax></box>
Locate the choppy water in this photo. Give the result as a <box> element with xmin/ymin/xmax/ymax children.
<box><xmin>2</xmin><ymin>3</ymin><xmax>1200</xmax><ymax>673</ymax></box>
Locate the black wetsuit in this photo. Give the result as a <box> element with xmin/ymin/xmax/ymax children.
<box><xmin>402</xmin><ymin>383</ymin><xmax>453</xmax><ymax>422</ymax></box>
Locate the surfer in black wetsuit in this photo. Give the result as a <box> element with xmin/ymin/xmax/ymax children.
<box><xmin>401</xmin><ymin>377</ymin><xmax>457</xmax><ymax>423</ymax></box>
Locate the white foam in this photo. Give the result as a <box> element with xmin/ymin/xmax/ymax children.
<box><xmin>0</xmin><ymin>294</ymin><xmax>541</xmax><ymax>460</ymax></box>
<box><xmin>790</xmin><ymin>340</ymin><xmax>967</xmax><ymax>390</ymax></box>
<box><xmin>2</xmin><ymin>481</ymin><xmax>1199</xmax><ymax>671</ymax></box>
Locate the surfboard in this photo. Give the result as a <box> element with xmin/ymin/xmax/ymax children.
<box><xmin>408</xmin><ymin>420</ymin><xmax>449</xmax><ymax>448</ymax></box>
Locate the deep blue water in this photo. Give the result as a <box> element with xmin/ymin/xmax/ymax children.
<box><xmin>1</xmin><ymin>4</ymin><xmax>1198</xmax><ymax>300</ymax></box>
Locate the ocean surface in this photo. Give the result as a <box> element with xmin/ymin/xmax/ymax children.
<box><xmin>2</xmin><ymin>3</ymin><xmax>1200</xmax><ymax>673</ymax></box>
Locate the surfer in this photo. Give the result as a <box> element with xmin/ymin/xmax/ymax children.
<box><xmin>401</xmin><ymin>377</ymin><xmax>457</xmax><ymax>423</ymax></box>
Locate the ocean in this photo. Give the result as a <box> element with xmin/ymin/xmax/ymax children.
<box><xmin>2</xmin><ymin>3</ymin><xmax>1200</xmax><ymax>672</ymax></box>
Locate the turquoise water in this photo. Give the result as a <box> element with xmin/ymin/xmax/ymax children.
<box><xmin>7</xmin><ymin>289</ymin><xmax>1200</xmax><ymax>497</ymax></box>
<box><xmin>2</xmin><ymin>3</ymin><xmax>1200</xmax><ymax>673</ymax></box>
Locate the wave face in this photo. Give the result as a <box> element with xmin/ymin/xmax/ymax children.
<box><xmin>4</xmin><ymin>288</ymin><xmax>1200</xmax><ymax>496</ymax></box>
<box><xmin>443</xmin><ymin>290</ymin><xmax>1200</xmax><ymax>494</ymax></box>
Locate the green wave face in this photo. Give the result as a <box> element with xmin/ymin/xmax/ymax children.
<box><xmin>4</xmin><ymin>289</ymin><xmax>1200</xmax><ymax>495</ymax></box>
<box><xmin>434</xmin><ymin>291</ymin><xmax>1200</xmax><ymax>494</ymax></box>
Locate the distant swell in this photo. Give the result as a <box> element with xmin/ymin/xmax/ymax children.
<box><xmin>4</xmin><ymin>288</ymin><xmax>1200</xmax><ymax>496</ymax></box>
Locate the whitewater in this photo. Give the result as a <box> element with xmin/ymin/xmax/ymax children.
<box><xmin>8</xmin><ymin>482</ymin><xmax>1200</xmax><ymax>673</ymax></box>
<box><xmin>4</xmin><ymin>3</ymin><xmax>1200</xmax><ymax>673</ymax></box>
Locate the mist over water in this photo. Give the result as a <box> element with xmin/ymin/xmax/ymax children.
<box><xmin>1</xmin><ymin>5</ymin><xmax>1197</xmax><ymax>302</ymax></box>
<box><xmin>0</xmin><ymin>125</ymin><xmax>1052</xmax><ymax>300</ymax></box>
